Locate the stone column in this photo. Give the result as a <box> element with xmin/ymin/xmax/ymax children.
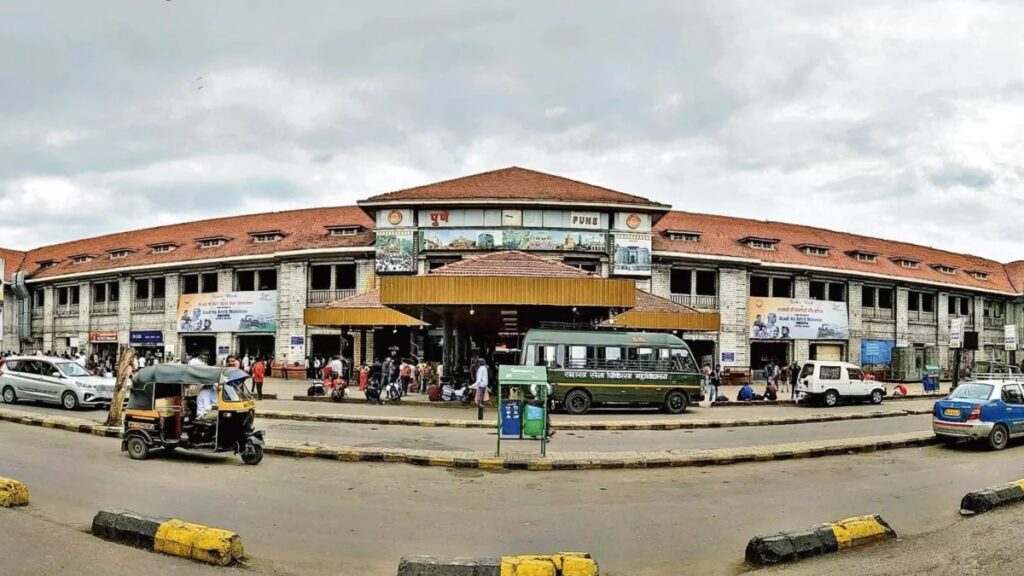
<box><xmin>78</xmin><ymin>281</ymin><xmax>91</xmax><ymax>353</ymax></box>
<box><xmin>793</xmin><ymin>276</ymin><xmax>810</xmax><ymax>363</ymax></box>
<box><xmin>275</xmin><ymin>261</ymin><xmax>309</xmax><ymax>363</ymax></box>
<box><xmin>118</xmin><ymin>276</ymin><xmax>133</xmax><ymax>344</ymax></box>
<box><xmin>163</xmin><ymin>273</ymin><xmax>180</xmax><ymax>361</ymax></box>
<box><xmin>975</xmin><ymin>295</ymin><xmax>986</xmax><ymax>361</ymax></box>
<box><xmin>717</xmin><ymin>268</ymin><xmax>749</xmax><ymax>370</ymax></box>
<box><xmin>848</xmin><ymin>282</ymin><xmax>863</xmax><ymax>364</ymax></box>
<box><xmin>937</xmin><ymin>292</ymin><xmax>950</xmax><ymax>369</ymax></box>
<box><xmin>895</xmin><ymin>287</ymin><xmax>910</xmax><ymax>347</ymax></box>
<box><xmin>42</xmin><ymin>286</ymin><xmax>55</xmax><ymax>352</ymax></box>
<box><xmin>650</xmin><ymin>264</ymin><xmax>671</xmax><ymax>298</ymax></box>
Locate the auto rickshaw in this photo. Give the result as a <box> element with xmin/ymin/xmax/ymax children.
<box><xmin>121</xmin><ymin>365</ymin><xmax>266</xmax><ymax>465</ymax></box>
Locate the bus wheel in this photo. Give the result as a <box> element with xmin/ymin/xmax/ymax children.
<box><xmin>564</xmin><ymin>389</ymin><xmax>591</xmax><ymax>415</ymax></box>
<box><xmin>663</xmin><ymin>390</ymin><xmax>688</xmax><ymax>414</ymax></box>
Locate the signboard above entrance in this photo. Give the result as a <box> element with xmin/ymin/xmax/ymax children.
<box><xmin>420</xmin><ymin>229</ymin><xmax>606</xmax><ymax>253</ymax></box>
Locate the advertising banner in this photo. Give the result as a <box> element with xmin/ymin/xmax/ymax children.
<box><xmin>177</xmin><ymin>291</ymin><xmax>277</xmax><ymax>333</ymax></box>
<box><xmin>375</xmin><ymin>230</ymin><xmax>416</xmax><ymax>273</ymax></box>
<box><xmin>861</xmin><ymin>339</ymin><xmax>895</xmax><ymax>365</ymax></box>
<box><xmin>949</xmin><ymin>317</ymin><xmax>964</xmax><ymax>349</ymax></box>
<box><xmin>1005</xmin><ymin>324</ymin><xmax>1018</xmax><ymax>351</ymax></box>
<box><xmin>420</xmin><ymin>229</ymin><xmax>606</xmax><ymax>253</ymax></box>
<box><xmin>611</xmin><ymin>232</ymin><xmax>652</xmax><ymax>276</ymax></box>
<box><xmin>89</xmin><ymin>331</ymin><xmax>118</xmax><ymax>343</ymax></box>
<box><xmin>747</xmin><ymin>298</ymin><xmax>849</xmax><ymax>340</ymax></box>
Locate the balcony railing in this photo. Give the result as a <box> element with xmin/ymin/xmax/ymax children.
<box><xmin>861</xmin><ymin>307</ymin><xmax>893</xmax><ymax>321</ymax></box>
<box><xmin>131</xmin><ymin>298</ymin><xmax>166</xmax><ymax>313</ymax></box>
<box><xmin>949</xmin><ymin>313</ymin><xmax>975</xmax><ymax>329</ymax></box>
<box><xmin>307</xmin><ymin>289</ymin><xmax>357</xmax><ymax>305</ymax></box>
<box><xmin>90</xmin><ymin>300</ymin><xmax>119</xmax><ymax>315</ymax></box>
<box><xmin>55</xmin><ymin>304</ymin><xmax>79</xmax><ymax>317</ymax></box>
<box><xmin>31</xmin><ymin>307</ymin><xmax>44</xmax><ymax>318</ymax></box>
<box><xmin>670</xmin><ymin>294</ymin><xmax>718</xmax><ymax>309</ymax></box>
<box><xmin>909</xmin><ymin>310</ymin><xmax>936</xmax><ymax>324</ymax></box>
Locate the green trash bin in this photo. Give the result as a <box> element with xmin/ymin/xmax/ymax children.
<box><xmin>523</xmin><ymin>403</ymin><xmax>545</xmax><ymax>437</ymax></box>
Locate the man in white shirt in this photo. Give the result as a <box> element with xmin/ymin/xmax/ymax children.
<box><xmin>473</xmin><ymin>358</ymin><xmax>489</xmax><ymax>420</ymax></box>
<box><xmin>196</xmin><ymin>384</ymin><xmax>218</xmax><ymax>421</ymax></box>
<box><xmin>242</xmin><ymin>354</ymin><xmax>251</xmax><ymax>372</ymax></box>
<box><xmin>328</xmin><ymin>355</ymin><xmax>343</xmax><ymax>379</ymax></box>
<box><xmin>188</xmin><ymin>355</ymin><xmax>206</xmax><ymax>366</ymax></box>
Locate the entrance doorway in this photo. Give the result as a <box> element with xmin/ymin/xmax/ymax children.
<box><xmin>183</xmin><ymin>335</ymin><xmax>216</xmax><ymax>365</ymax></box>
<box><xmin>310</xmin><ymin>334</ymin><xmax>353</xmax><ymax>363</ymax></box>
<box><xmin>811</xmin><ymin>343</ymin><xmax>844</xmax><ymax>361</ymax></box>
<box><xmin>238</xmin><ymin>335</ymin><xmax>275</xmax><ymax>360</ymax></box>
<box><xmin>750</xmin><ymin>341</ymin><xmax>790</xmax><ymax>381</ymax></box>
<box><xmin>686</xmin><ymin>340</ymin><xmax>716</xmax><ymax>369</ymax></box>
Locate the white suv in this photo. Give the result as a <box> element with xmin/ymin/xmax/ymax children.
<box><xmin>796</xmin><ymin>360</ymin><xmax>885</xmax><ymax>407</ymax></box>
<box><xmin>0</xmin><ymin>356</ymin><xmax>115</xmax><ymax>410</ymax></box>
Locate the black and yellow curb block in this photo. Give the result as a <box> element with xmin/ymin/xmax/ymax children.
<box><xmin>0</xmin><ymin>476</ymin><xmax>29</xmax><ymax>507</ymax></box>
<box><xmin>745</xmin><ymin>514</ymin><xmax>896</xmax><ymax>565</ymax></box>
<box><xmin>92</xmin><ymin>509</ymin><xmax>244</xmax><ymax>566</ymax></box>
<box><xmin>259</xmin><ymin>408</ymin><xmax>927</xmax><ymax>431</ymax></box>
<box><xmin>960</xmin><ymin>479</ymin><xmax>1024</xmax><ymax>515</ymax></box>
<box><xmin>397</xmin><ymin>552</ymin><xmax>598</xmax><ymax>575</ymax></box>
<box><xmin>294</xmin><ymin>394</ymin><xmax>497</xmax><ymax>409</ymax></box>
<box><xmin>0</xmin><ymin>410</ymin><xmax>122</xmax><ymax>437</ymax></box>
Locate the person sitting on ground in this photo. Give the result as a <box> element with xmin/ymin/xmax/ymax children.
<box><xmin>764</xmin><ymin>381</ymin><xmax>778</xmax><ymax>401</ymax></box>
<box><xmin>738</xmin><ymin>382</ymin><xmax>754</xmax><ymax>402</ymax></box>
<box><xmin>891</xmin><ymin>383</ymin><xmax>908</xmax><ymax>396</ymax></box>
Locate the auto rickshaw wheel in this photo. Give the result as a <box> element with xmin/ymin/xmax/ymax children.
<box><xmin>241</xmin><ymin>443</ymin><xmax>264</xmax><ymax>466</ymax></box>
<box><xmin>126</xmin><ymin>436</ymin><xmax>150</xmax><ymax>461</ymax></box>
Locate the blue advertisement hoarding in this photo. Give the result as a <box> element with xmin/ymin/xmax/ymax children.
<box><xmin>861</xmin><ymin>339</ymin><xmax>895</xmax><ymax>365</ymax></box>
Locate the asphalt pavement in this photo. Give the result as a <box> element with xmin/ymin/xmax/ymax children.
<box><xmin>3</xmin><ymin>421</ymin><xmax>1024</xmax><ymax>576</ymax></box>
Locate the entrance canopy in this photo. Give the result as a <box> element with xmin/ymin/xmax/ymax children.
<box><xmin>304</xmin><ymin>289</ymin><xmax>428</xmax><ymax>327</ymax></box>
<box><xmin>381</xmin><ymin>251</ymin><xmax>634</xmax><ymax>308</ymax></box>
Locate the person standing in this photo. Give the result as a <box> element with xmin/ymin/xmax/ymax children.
<box><xmin>399</xmin><ymin>358</ymin><xmax>413</xmax><ymax>396</ymax></box>
<box><xmin>305</xmin><ymin>356</ymin><xmax>312</xmax><ymax>379</ymax></box>
<box><xmin>313</xmin><ymin>356</ymin><xmax>322</xmax><ymax>379</ymax></box>
<box><xmin>708</xmin><ymin>365</ymin><xmax>721</xmax><ymax>404</ymax></box>
<box><xmin>472</xmin><ymin>357</ymin><xmax>490</xmax><ymax>421</ymax></box>
<box><xmin>701</xmin><ymin>363</ymin><xmax>712</xmax><ymax>404</ymax></box>
<box><xmin>252</xmin><ymin>357</ymin><xmax>266</xmax><ymax>400</ymax></box>
<box><xmin>790</xmin><ymin>361</ymin><xmax>801</xmax><ymax>400</ymax></box>
<box><xmin>242</xmin><ymin>354</ymin><xmax>251</xmax><ymax>373</ymax></box>
<box><xmin>359</xmin><ymin>363</ymin><xmax>370</xmax><ymax>391</ymax></box>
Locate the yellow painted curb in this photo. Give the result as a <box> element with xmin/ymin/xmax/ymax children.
<box><xmin>830</xmin><ymin>515</ymin><xmax>895</xmax><ymax>550</ymax></box>
<box><xmin>154</xmin><ymin>519</ymin><xmax>244</xmax><ymax>566</ymax></box>
<box><xmin>501</xmin><ymin>552</ymin><xmax>598</xmax><ymax>576</ymax></box>
<box><xmin>0</xmin><ymin>477</ymin><xmax>30</xmax><ymax>507</ymax></box>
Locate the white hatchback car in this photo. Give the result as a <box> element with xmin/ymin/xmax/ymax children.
<box><xmin>796</xmin><ymin>360</ymin><xmax>886</xmax><ymax>407</ymax></box>
<box><xmin>0</xmin><ymin>356</ymin><xmax>115</xmax><ymax>410</ymax></box>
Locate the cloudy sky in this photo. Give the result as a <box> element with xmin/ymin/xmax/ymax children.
<box><xmin>2</xmin><ymin>1</ymin><xmax>1023</xmax><ymax>260</ymax></box>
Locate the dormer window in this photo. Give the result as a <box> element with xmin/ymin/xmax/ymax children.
<box><xmin>892</xmin><ymin>257</ymin><xmax>920</xmax><ymax>269</ymax></box>
<box><xmin>933</xmin><ymin>264</ymin><xmax>957</xmax><ymax>275</ymax></box>
<box><xmin>797</xmin><ymin>244</ymin><xmax>830</xmax><ymax>257</ymax></box>
<box><xmin>70</xmin><ymin>254</ymin><xmax>97</xmax><ymax>264</ymax></box>
<box><xmin>326</xmin><ymin>225</ymin><xmax>365</xmax><ymax>237</ymax></box>
<box><xmin>148</xmin><ymin>242</ymin><xmax>179</xmax><ymax>254</ymax></box>
<box><xmin>740</xmin><ymin>237</ymin><xmax>779</xmax><ymax>251</ymax></box>
<box><xmin>108</xmin><ymin>248</ymin><xmax>134</xmax><ymax>260</ymax></box>
<box><xmin>969</xmin><ymin>270</ymin><xmax>990</xmax><ymax>281</ymax></box>
<box><xmin>249</xmin><ymin>230</ymin><xmax>284</xmax><ymax>244</ymax></box>
<box><xmin>197</xmin><ymin>236</ymin><xmax>230</xmax><ymax>249</ymax></box>
<box><xmin>37</xmin><ymin>260</ymin><xmax>57</xmax><ymax>269</ymax></box>
<box><xmin>847</xmin><ymin>250</ymin><xmax>878</xmax><ymax>263</ymax></box>
<box><xmin>665</xmin><ymin>230</ymin><xmax>701</xmax><ymax>243</ymax></box>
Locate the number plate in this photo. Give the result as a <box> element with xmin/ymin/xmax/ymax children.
<box><xmin>943</xmin><ymin>408</ymin><xmax>960</xmax><ymax>418</ymax></box>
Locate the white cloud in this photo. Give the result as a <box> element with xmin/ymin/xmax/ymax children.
<box><xmin>42</xmin><ymin>129</ymin><xmax>88</xmax><ymax>148</ymax></box>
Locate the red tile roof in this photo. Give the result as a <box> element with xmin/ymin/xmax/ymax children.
<box><xmin>654</xmin><ymin>211</ymin><xmax>1016</xmax><ymax>294</ymax></box>
<box><xmin>326</xmin><ymin>289</ymin><xmax>386</xmax><ymax>308</ymax></box>
<box><xmin>1005</xmin><ymin>262</ymin><xmax>1024</xmax><ymax>293</ymax></box>
<box><xmin>11</xmin><ymin>206</ymin><xmax>374</xmax><ymax>280</ymax></box>
<box><xmin>429</xmin><ymin>251</ymin><xmax>593</xmax><ymax>278</ymax></box>
<box><xmin>632</xmin><ymin>289</ymin><xmax>699</xmax><ymax>313</ymax></box>
<box><xmin>362</xmin><ymin>166</ymin><xmax>668</xmax><ymax>208</ymax></box>
<box><xmin>0</xmin><ymin>247</ymin><xmax>27</xmax><ymax>282</ymax></box>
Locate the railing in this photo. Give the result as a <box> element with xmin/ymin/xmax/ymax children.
<box><xmin>307</xmin><ymin>289</ymin><xmax>357</xmax><ymax>304</ymax></box>
<box><xmin>949</xmin><ymin>313</ymin><xmax>974</xmax><ymax>329</ymax></box>
<box><xmin>670</xmin><ymin>294</ymin><xmax>718</xmax><ymax>309</ymax></box>
<box><xmin>131</xmin><ymin>298</ymin><xmax>166</xmax><ymax>313</ymax></box>
<box><xmin>861</xmin><ymin>307</ymin><xmax>893</xmax><ymax>321</ymax></box>
<box><xmin>55</xmin><ymin>304</ymin><xmax>79</xmax><ymax>317</ymax></box>
<box><xmin>90</xmin><ymin>301</ymin><xmax>119</xmax><ymax>315</ymax></box>
<box><xmin>909</xmin><ymin>310</ymin><xmax>936</xmax><ymax>324</ymax></box>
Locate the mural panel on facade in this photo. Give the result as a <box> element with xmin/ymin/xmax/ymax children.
<box><xmin>748</xmin><ymin>297</ymin><xmax>849</xmax><ymax>340</ymax></box>
<box><xmin>375</xmin><ymin>230</ymin><xmax>416</xmax><ymax>273</ymax></box>
<box><xmin>611</xmin><ymin>232</ymin><xmax>652</xmax><ymax>276</ymax></box>
<box><xmin>177</xmin><ymin>291</ymin><xmax>278</xmax><ymax>333</ymax></box>
<box><xmin>420</xmin><ymin>229</ymin><xmax>607</xmax><ymax>253</ymax></box>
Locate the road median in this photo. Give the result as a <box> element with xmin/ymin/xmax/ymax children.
<box><xmin>960</xmin><ymin>478</ymin><xmax>1024</xmax><ymax>515</ymax></box>
<box><xmin>92</xmin><ymin>509</ymin><xmax>244</xmax><ymax>566</ymax></box>
<box><xmin>0</xmin><ymin>476</ymin><xmax>30</xmax><ymax>507</ymax></box>
<box><xmin>745</xmin><ymin>514</ymin><xmax>896</xmax><ymax>565</ymax></box>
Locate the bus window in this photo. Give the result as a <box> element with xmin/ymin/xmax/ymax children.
<box><xmin>556</xmin><ymin>345</ymin><xmax>567</xmax><ymax>369</ymax></box>
<box><xmin>568</xmin><ymin>346</ymin><xmax>587</xmax><ymax>368</ymax></box>
<box><xmin>659</xmin><ymin>348</ymin><xmax>671</xmax><ymax>359</ymax></box>
<box><xmin>525</xmin><ymin>345</ymin><xmax>536</xmax><ymax>366</ymax></box>
<box><xmin>638</xmin><ymin>348</ymin><xmax>656</xmax><ymax>362</ymax></box>
<box><xmin>603</xmin><ymin>347</ymin><xmax>622</xmax><ymax>361</ymax></box>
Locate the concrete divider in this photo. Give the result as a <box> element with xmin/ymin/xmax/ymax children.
<box><xmin>745</xmin><ymin>515</ymin><xmax>896</xmax><ymax>565</ymax></box>
<box><xmin>92</xmin><ymin>509</ymin><xmax>244</xmax><ymax>566</ymax></box>
<box><xmin>397</xmin><ymin>552</ymin><xmax>598</xmax><ymax>575</ymax></box>
<box><xmin>0</xmin><ymin>476</ymin><xmax>30</xmax><ymax>507</ymax></box>
<box><xmin>960</xmin><ymin>479</ymin><xmax>1024</xmax><ymax>515</ymax></box>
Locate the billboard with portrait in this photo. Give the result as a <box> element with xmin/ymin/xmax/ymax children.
<box><xmin>177</xmin><ymin>291</ymin><xmax>278</xmax><ymax>333</ymax></box>
<box><xmin>747</xmin><ymin>297</ymin><xmax>849</xmax><ymax>340</ymax></box>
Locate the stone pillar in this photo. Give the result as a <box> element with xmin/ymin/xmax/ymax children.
<box><xmin>848</xmin><ymin>282</ymin><xmax>863</xmax><ymax>364</ymax></box>
<box><xmin>793</xmin><ymin>276</ymin><xmax>810</xmax><ymax>363</ymax></box>
<box><xmin>442</xmin><ymin>312</ymin><xmax>454</xmax><ymax>380</ymax></box>
<box><xmin>937</xmin><ymin>292</ymin><xmax>950</xmax><ymax>369</ymax></box>
<box><xmin>650</xmin><ymin>264</ymin><xmax>671</xmax><ymax>298</ymax></box>
<box><xmin>717</xmin><ymin>268</ymin><xmax>749</xmax><ymax>370</ymax></box>
<box><xmin>275</xmin><ymin>261</ymin><xmax>309</xmax><ymax>362</ymax></box>
<box><xmin>78</xmin><ymin>281</ymin><xmax>91</xmax><ymax>353</ymax></box>
<box><xmin>975</xmin><ymin>295</ymin><xmax>986</xmax><ymax>361</ymax></box>
<box><xmin>118</xmin><ymin>276</ymin><xmax>133</xmax><ymax>344</ymax></box>
<box><xmin>42</xmin><ymin>286</ymin><xmax>55</xmax><ymax>352</ymax></box>
<box><xmin>163</xmin><ymin>273</ymin><xmax>180</xmax><ymax>361</ymax></box>
<box><xmin>357</xmin><ymin>259</ymin><xmax>376</xmax><ymax>292</ymax></box>
<box><xmin>895</xmin><ymin>287</ymin><xmax>910</xmax><ymax>347</ymax></box>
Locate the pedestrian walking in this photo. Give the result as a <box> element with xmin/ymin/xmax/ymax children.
<box><xmin>252</xmin><ymin>357</ymin><xmax>266</xmax><ymax>400</ymax></box>
<box><xmin>472</xmin><ymin>357</ymin><xmax>490</xmax><ymax>420</ymax></box>
<box><xmin>790</xmin><ymin>362</ymin><xmax>801</xmax><ymax>400</ymax></box>
<box><xmin>701</xmin><ymin>363</ymin><xmax>712</xmax><ymax>404</ymax></box>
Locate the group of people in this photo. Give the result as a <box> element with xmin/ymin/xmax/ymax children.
<box><xmin>732</xmin><ymin>360</ymin><xmax>802</xmax><ymax>402</ymax></box>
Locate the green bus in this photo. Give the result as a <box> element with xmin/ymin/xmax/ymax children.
<box><xmin>519</xmin><ymin>329</ymin><xmax>702</xmax><ymax>415</ymax></box>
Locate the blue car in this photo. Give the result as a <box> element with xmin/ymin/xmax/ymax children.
<box><xmin>933</xmin><ymin>380</ymin><xmax>1024</xmax><ymax>450</ymax></box>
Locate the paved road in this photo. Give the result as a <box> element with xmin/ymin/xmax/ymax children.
<box><xmin>2</xmin><ymin>421</ymin><xmax>1022</xmax><ymax>576</ymax></box>
<box><xmin>2</xmin><ymin>396</ymin><xmax>938</xmax><ymax>424</ymax></box>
